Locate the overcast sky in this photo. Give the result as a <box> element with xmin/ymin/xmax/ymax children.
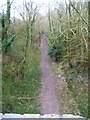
<box><xmin>0</xmin><ymin>0</ymin><xmax>85</xmax><ymax>19</ymax></box>
<box><xmin>0</xmin><ymin>0</ymin><xmax>58</xmax><ymax>18</ymax></box>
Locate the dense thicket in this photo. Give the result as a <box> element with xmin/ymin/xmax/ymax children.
<box><xmin>1</xmin><ymin>0</ymin><xmax>42</xmax><ymax>113</ymax></box>
<box><xmin>47</xmin><ymin>1</ymin><xmax>88</xmax><ymax>117</ymax></box>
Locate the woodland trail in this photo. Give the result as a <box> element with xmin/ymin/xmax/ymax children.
<box><xmin>40</xmin><ymin>34</ymin><xmax>59</xmax><ymax>114</ymax></box>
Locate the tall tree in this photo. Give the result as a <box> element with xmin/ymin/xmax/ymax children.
<box><xmin>1</xmin><ymin>0</ymin><xmax>11</xmax><ymax>40</ymax></box>
<box><xmin>6</xmin><ymin>0</ymin><xmax>11</xmax><ymax>37</ymax></box>
<box><xmin>1</xmin><ymin>11</ymin><xmax>6</xmax><ymax>40</ymax></box>
<box><xmin>48</xmin><ymin>1</ymin><xmax>52</xmax><ymax>32</ymax></box>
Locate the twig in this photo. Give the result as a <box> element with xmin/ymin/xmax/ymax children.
<box><xmin>70</xmin><ymin>2</ymin><xmax>88</xmax><ymax>25</ymax></box>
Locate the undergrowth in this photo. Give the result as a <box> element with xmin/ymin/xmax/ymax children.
<box><xmin>2</xmin><ymin>30</ymin><xmax>41</xmax><ymax>114</ymax></box>
<box><xmin>52</xmin><ymin>62</ymin><xmax>88</xmax><ymax>118</ymax></box>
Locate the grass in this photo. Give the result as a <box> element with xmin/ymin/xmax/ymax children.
<box><xmin>71</xmin><ymin>80</ymin><xmax>88</xmax><ymax>117</ymax></box>
<box><xmin>52</xmin><ymin>63</ymin><xmax>79</xmax><ymax>115</ymax></box>
<box><xmin>52</xmin><ymin>62</ymin><xmax>88</xmax><ymax>118</ymax></box>
<box><xmin>2</xmin><ymin>29</ymin><xmax>41</xmax><ymax>114</ymax></box>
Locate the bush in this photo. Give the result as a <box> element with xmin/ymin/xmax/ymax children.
<box><xmin>48</xmin><ymin>44</ymin><xmax>61</xmax><ymax>61</ymax></box>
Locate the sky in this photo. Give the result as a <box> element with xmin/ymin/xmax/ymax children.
<box><xmin>0</xmin><ymin>0</ymin><xmax>57</xmax><ymax>19</ymax></box>
<box><xmin>0</xmin><ymin>0</ymin><xmax>85</xmax><ymax>19</ymax></box>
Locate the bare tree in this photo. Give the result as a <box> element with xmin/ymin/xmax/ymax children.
<box><xmin>48</xmin><ymin>1</ymin><xmax>52</xmax><ymax>32</ymax></box>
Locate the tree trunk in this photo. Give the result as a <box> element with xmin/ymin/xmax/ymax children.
<box><xmin>68</xmin><ymin>1</ymin><xmax>73</xmax><ymax>68</ymax></box>
<box><xmin>1</xmin><ymin>11</ymin><xmax>7</xmax><ymax>40</ymax></box>
<box><xmin>48</xmin><ymin>2</ymin><xmax>52</xmax><ymax>32</ymax></box>
<box><xmin>6</xmin><ymin>0</ymin><xmax>11</xmax><ymax>37</ymax></box>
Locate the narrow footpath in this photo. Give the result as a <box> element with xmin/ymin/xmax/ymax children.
<box><xmin>40</xmin><ymin>34</ymin><xmax>59</xmax><ymax>114</ymax></box>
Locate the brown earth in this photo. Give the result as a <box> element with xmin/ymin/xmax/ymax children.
<box><xmin>40</xmin><ymin>34</ymin><xmax>59</xmax><ymax>114</ymax></box>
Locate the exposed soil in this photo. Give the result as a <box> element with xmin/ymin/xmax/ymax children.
<box><xmin>40</xmin><ymin>34</ymin><xmax>59</xmax><ymax>114</ymax></box>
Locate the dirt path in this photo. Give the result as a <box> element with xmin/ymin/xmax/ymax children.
<box><xmin>40</xmin><ymin>34</ymin><xmax>59</xmax><ymax>114</ymax></box>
